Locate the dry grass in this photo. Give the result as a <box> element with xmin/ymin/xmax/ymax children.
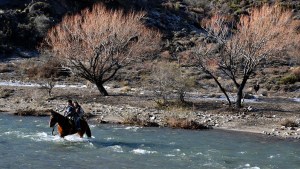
<box><xmin>165</xmin><ymin>117</ymin><xmax>209</xmax><ymax>130</ymax></box>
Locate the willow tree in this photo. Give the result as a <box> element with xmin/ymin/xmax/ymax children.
<box><xmin>42</xmin><ymin>4</ymin><xmax>161</xmax><ymax>96</ymax></box>
<box><xmin>191</xmin><ymin>4</ymin><xmax>300</xmax><ymax>108</ymax></box>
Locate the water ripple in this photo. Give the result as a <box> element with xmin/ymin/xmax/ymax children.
<box><xmin>131</xmin><ymin>149</ymin><xmax>158</xmax><ymax>155</ymax></box>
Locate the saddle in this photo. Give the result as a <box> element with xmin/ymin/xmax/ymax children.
<box><xmin>66</xmin><ymin>116</ymin><xmax>83</xmax><ymax>131</ymax></box>
<box><xmin>66</xmin><ymin>116</ymin><xmax>76</xmax><ymax>127</ymax></box>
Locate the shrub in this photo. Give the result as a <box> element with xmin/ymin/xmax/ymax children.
<box><xmin>165</xmin><ymin>117</ymin><xmax>209</xmax><ymax>130</ymax></box>
<box><xmin>23</xmin><ymin>58</ymin><xmax>62</xmax><ymax>79</ymax></box>
<box><xmin>279</xmin><ymin>68</ymin><xmax>300</xmax><ymax>84</ymax></box>
<box><xmin>0</xmin><ymin>64</ymin><xmax>14</xmax><ymax>73</ymax></box>
<box><xmin>291</xmin><ymin>67</ymin><xmax>300</xmax><ymax>79</ymax></box>
<box><xmin>0</xmin><ymin>88</ymin><xmax>14</xmax><ymax>98</ymax></box>
<box><xmin>150</xmin><ymin>61</ymin><xmax>195</xmax><ymax>106</ymax></box>
<box><xmin>34</xmin><ymin>15</ymin><xmax>52</xmax><ymax>37</ymax></box>
<box><xmin>281</xmin><ymin>119</ymin><xmax>299</xmax><ymax>127</ymax></box>
<box><xmin>123</xmin><ymin>114</ymin><xmax>159</xmax><ymax>127</ymax></box>
<box><xmin>279</xmin><ymin>74</ymin><xmax>299</xmax><ymax>84</ymax></box>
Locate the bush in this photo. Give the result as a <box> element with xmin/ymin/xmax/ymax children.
<box><xmin>34</xmin><ymin>15</ymin><xmax>52</xmax><ymax>37</ymax></box>
<box><xmin>23</xmin><ymin>58</ymin><xmax>62</xmax><ymax>79</ymax></box>
<box><xmin>0</xmin><ymin>63</ymin><xmax>14</xmax><ymax>73</ymax></box>
<box><xmin>165</xmin><ymin>117</ymin><xmax>209</xmax><ymax>130</ymax></box>
<box><xmin>291</xmin><ymin>67</ymin><xmax>300</xmax><ymax>79</ymax></box>
<box><xmin>279</xmin><ymin>74</ymin><xmax>298</xmax><ymax>84</ymax></box>
<box><xmin>150</xmin><ymin>61</ymin><xmax>195</xmax><ymax>106</ymax></box>
<box><xmin>281</xmin><ymin>119</ymin><xmax>299</xmax><ymax>127</ymax></box>
<box><xmin>123</xmin><ymin>114</ymin><xmax>159</xmax><ymax>127</ymax></box>
<box><xmin>279</xmin><ymin>68</ymin><xmax>300</xmax><ymax>84</ymax></box>
<box><xmin>0</xmin><ymin>88</ymin><xmax>14</xmax><ymax>98</ymax></box>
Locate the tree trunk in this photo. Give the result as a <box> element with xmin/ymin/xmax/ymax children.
<box><xmin>235</xmin><ymin>75</ymin><xmax>249</xmax><ymax>108</ymax></box>
<box><xmin>236</xmin><ymin>87</ymin><xmax>243</xmax><ymax>108</ymax></box>
<box><xmin>204</xmin><ymin>70</ymin><xmax>232</xmax><ymax>106</ymax></box>
<box><xmin>211</xmin><ymin>76</ymin><xmax>232</xmax><ymax>106</ymax></box>
<box><xmin>96</xmin><ymin>82</ymin><xmax>109</xmax><ymax>96</ymax></box>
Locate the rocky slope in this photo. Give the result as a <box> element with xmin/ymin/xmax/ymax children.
<box><xmin>1</xmin><ymin>0</ymin><xmax>299</xmax><ymax>57</ymax></box>
<box><xmin>0</xmin><ymin>0</ymin><xmax>94</xmax><ymax>55</ymax></box>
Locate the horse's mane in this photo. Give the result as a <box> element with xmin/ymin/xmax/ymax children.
<box><xmin>50</xmin><ymin>110</ymin><xmax>64</xmax><ymax>117</ymax></box>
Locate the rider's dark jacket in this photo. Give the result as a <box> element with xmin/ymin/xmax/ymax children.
<box><xmin>64</xmin><ymin>105</ymin><xmax>74</xmax><ymax>117</ymax></box>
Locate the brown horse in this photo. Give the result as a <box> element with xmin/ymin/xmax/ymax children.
<box><xmin>49</xmin><ymin>110</ymin><xmax>92</xmax><ymax>138</ymax></box>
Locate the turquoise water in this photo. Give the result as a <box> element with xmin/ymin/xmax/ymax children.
<box><xmin>0</xmin><ymin>113</ymin><xmax>300</xmax><ymax>169</ymax></box>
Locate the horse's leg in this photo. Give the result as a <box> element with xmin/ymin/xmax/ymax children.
<box><xmin>57</xmin><ymin>125</ymin><xmax>65</xmax><ymax>138</ymax></box>
<box><xmin>83</xmin><ymin>121</ymin><xmax>92</xmax><ymax>138</ymax></box>
<box><xmin>77</xmin><ymin>131</ymin><xmax>84</xmax><ymax>138</ymax></box>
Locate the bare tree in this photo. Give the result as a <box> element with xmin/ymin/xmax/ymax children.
<box><xmin>190</xmin><ymin>4</ymin><xmax>300</xmax><ymax>108</ymax></box>
<box><xmin>150</xmin><ymin>61</ymin><xmax>194</xmax><ymax>106</ymax></box>
<box><xmin>39</xmin><ymin>78</ymin><xmax>55</xmax><ymax>97</ymax></box>
<box><xmin>41</xmin><ymin>4</ymin><xmax>161</xmax><ymax>96</ymax></box>
<box><xmin>23</xmin><ymin>58</ymin><xmax>61</xmax><ymax>98</ymax></box>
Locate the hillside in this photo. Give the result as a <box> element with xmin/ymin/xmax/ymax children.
<box><xmin>1</xmin><ymin>0</ymin><xmax>299</xmax><ymax>56</ymax></box>
<box><xmin>0</xmin><ymin>0</ymin><xmax>299</xmax><ymax>95</ymax></box>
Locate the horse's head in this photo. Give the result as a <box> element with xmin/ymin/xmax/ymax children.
<box><xmin>49</xmin><ymin>110</ymin><xmax>58</xmax><ymax>127</ymax></box>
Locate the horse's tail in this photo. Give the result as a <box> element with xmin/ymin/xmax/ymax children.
<box><xmin>85</xmin><ymin>122</ymin><xmax>92</xmax><ymax>138</ymax></box>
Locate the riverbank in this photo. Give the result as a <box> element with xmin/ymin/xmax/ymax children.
<box><xmin>1</xmin><ymin>84</ymin><xmax>300</xmax><ymax>139</ymax></box>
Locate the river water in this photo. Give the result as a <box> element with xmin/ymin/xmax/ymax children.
<box><xmin>1</xmin><ymin>114</ymin><xmax>300</xmax><ymax>169</ymax></box>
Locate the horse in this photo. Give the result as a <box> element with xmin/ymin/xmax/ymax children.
<box><xmin>49</xmin><ymin>110</ymin><xmax>92</xmax><ymax>138</ymax></box>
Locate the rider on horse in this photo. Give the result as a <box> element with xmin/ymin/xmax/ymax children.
<box><xmin>64</xmin><ymin>100</ymin><xmax>75</xmax><ymax>117</ymax></box>
<box><xmin>64</xmin><ymin>100</ymin><xmax>85</xmax><ymax>131</ymax></box>
<box><xmin>74</xmin><ymin>101</ymin><xmax>85</xmax><ymax>131</ymax></box>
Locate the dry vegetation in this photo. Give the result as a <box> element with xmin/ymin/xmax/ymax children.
<box><xmin>165</xmin><ymin>117</ymin><xmax>210</xmax><ymax>130</ymax></box>
<box><xmin>188</xmin><ymin>4</ymin><xmax>300</xmax><ymax>107</ymax></box>
<box><xmin>42</xmin><ymin>3</ymin><xmax>161</xmax><ymax>96</ymax></box>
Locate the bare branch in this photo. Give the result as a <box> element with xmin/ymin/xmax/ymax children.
<box><xmin>41</xmin><ymin>4</ymin><xmax>161</xmax><ymax>95</ymax></box>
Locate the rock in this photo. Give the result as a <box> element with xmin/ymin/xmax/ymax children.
<box><xmin>149</xmin><ymin>115</ymin><xmax>156</xmax><ymax>121</ymax></box>
<box><xmin>260</xmin><ymin>90</ymin><xmax>268</xmax><ymax>96</ymax></box>
<box><xmin>189</xmin><ymin>7</ymin><xmax>204</xmax><ymax>14</ymax></box>
<box><xmin>288</xmin><ymin>127</ymin><xmax>296</xmax><ymax>130</ymax></box>
<box><xmin>244</xmin><ymin>93</ymin><xmax>255</xmax><ymax>99</ymax></box>
<box><xmin>246</xmin><ymin>106</ymin><xmax>253</xmax><ymax>111</ymax></box>
<box><xmin>262</xmin><ymin>131</ymin><xmax>270</xmax><ymax>135</ymax></box>
<box><xmin>101</xmin><ymin>115</ymin><xmax>123</xmax><ymax>124</ymax></box>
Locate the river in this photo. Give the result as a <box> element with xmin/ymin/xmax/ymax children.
<box><xmin>0</xmin><ymin>113</ymin><xmax>300</xmax><ymax>169</ymax></box>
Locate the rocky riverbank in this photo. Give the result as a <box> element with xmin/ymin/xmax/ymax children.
<box><xmin>1</xmin><ymin>84</ymin><xmax>300</xmax><ymax>139</ymax></box>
